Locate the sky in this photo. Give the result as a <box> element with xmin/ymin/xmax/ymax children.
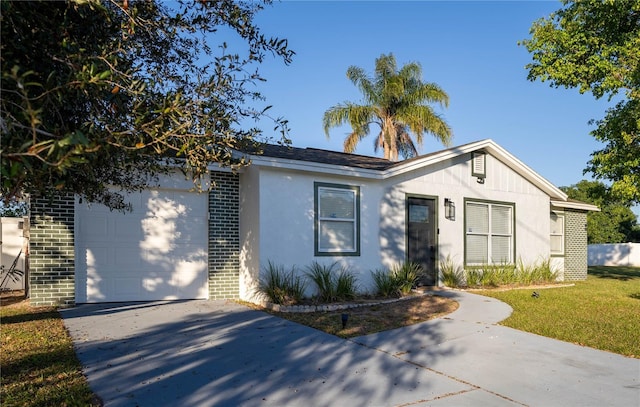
<box><xmin>242</xmin><ymin>0</ymin><xmax>616</xmax><ymax>191</ymax></box>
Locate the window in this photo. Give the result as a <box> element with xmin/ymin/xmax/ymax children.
<box><xmin>465</xmin><ymin>200</ymin><xmax>514</xmax><ymax>265</ymax></box>
<box><xmin>550</xmin><ymin>212</ymin><xmax>564</xmax><ymax>255</ymax></box>
<box><xmin>315</xmin><ymin>183</ymin><xmax>360</xmax><ymax>256</ymax></box>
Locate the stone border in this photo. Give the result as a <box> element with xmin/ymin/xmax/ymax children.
<box><xmin>256</xmin><ymin>290</ymin><xmax>437</xmax><ymax>313</ymax></box>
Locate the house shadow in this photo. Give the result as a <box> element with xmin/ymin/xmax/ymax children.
<box><xmin>61</xmin><ymin>299</ymin><xmax>464</xmax><ymax>406</ymax></box>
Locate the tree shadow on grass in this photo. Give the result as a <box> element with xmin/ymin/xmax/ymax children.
<box><xmin>588</xmin><ymin>266</ymin><xmax>640</xmax><ymax>281</ymax></box>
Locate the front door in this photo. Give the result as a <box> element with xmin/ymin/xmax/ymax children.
<box><xmin>407</xmin><ymin>197</ymin><xmax>437</xmax><ymax>286</ymax></box>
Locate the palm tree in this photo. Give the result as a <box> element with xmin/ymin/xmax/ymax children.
<box><xmin>323</xmin><ymin>53</ymin><xmax>452</xmax><ymax>161</ymax></box>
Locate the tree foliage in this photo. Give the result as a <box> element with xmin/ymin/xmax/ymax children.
<box><xmin>561</xmin><ymin>180</ymin><xmax>640</xmax><ymax>243</ymax></box>
<box><xmin>323</xmin><ymin>53</ymin><xmax>451</xmax><ymax>161</ymax></box>
<box><xmin>1</xmin><ymin>0</ymin><xmax>293</xmax><ymax>209</ymax></box>
<box><xmin>521</xmin><ymin>0</ymin><xmax>640</xmax><ymax>204</ymax></box>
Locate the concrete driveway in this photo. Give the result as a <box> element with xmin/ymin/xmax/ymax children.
<box><xmin>61</xmin><ymin>291</ymin><xmax>640</xmax><ymax>407</ymax></box>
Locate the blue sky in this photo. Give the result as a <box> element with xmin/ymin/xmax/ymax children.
<box><xmin>247</xmin><ymin>0</ymin><xmax>615</xmax><ymax>190</ymax></box>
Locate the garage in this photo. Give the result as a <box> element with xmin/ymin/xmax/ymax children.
<box><xmin>75</xmin><ymin>184</ymin><xmax>209</xmax><ymax>303</ymax></box>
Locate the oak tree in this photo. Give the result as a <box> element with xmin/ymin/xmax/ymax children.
<box><xmin>1</xmin><ymin>0</ymin><xmax>293</xmax><ymax>209</ymax></box>
<box><xmin>522</xmin><ymin>0</ymin><xmax>640</xmax><ymax>203</ymax></box>
<box><xmin>561</xmin><ymin>180</ymin><xmax>639</xmax><ymax>243</ymax></box>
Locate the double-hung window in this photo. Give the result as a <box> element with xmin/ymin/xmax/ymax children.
<box><xmin>550</xmin><ymin>212</ymin><xmax>565</xmax><ymax>255</ymax></box>
<box><xmin>465</xmin><ymin>200</ymin><xmax>514</xmax><ymax>265</ymax></box>
<box><xmin>315</xmin><ymin>183</ymin><xmax>360</xmax><ymax>256</ymax></box>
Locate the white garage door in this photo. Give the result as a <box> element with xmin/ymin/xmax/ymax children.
<box><xmin>75</xmin><ymin>187</ymin><xmax>208</xmax><ymax>303</ymax></box>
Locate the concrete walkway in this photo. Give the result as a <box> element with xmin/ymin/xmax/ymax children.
<box><xmin>61</xmin><ymin>290</ymin><xmax>640</xmax><ymax>407</ymax></box>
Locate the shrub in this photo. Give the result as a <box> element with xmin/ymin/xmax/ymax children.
<box><xmin>519</xmin><ymin>257</ymin><xmax>557</xmax><ymax>284</ymax></box>
<box><xmin>462</xmin><ymin>258</ymin><xmax>558</xmax><ymax>288</ymax></box>
<box><xmin>305</xmin><ymin>261</ymin><xmax>337</xmax><ymax>302</ymax></box>
<box><xmin>371</xmin><ymin>262</ymin><xmax>422</xmax><ymax>298</ymax></box>
<box><xmin>371</xmin><ymin>268</ymin><xmax>400</xmax><ymax>298</ymax></box>
<box><xmin>465</xmin><ymin>268</ymin><xmax>482</xmax><ymax>287</ymax></box>
<box><xmin>498</xmin><ymin>263</ymin><xmax>518</xmax><ymax>285</ymax></box>
<box><xmin>335</xmin><ymin>269</ymin><xmax>358</xmax><ymax>301</ymax></box>
<box><xmin>440</xmin><ymin>255</ymin><xmax>464</xmax><ymax>287</ymax></box>
<box><xmin>391</xmin><ymin>262</ymin><xmax>423</xmax><ymax>295</ymax></box>
<box><xmin>480</xmin><ymin>266</ymin><xmax>500</xmax><ymax>287</ymax></box>
<box><xmin>257</xmin><ymin>261</ymin><xmax>306</xmax><ymax>305</ymax></box>
<box><xmin>305</xmin><ymin>261</ymin><xmax>358</xmax><ymax>303</ymax></box>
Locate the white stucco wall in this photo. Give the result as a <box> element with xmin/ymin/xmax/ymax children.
<box><xmin>242</xmin><ymin>167</ymin><xmax>385</xmax><ymax>298</ymax></box>
<box><xmin>239</xmin><ymin>151</ymin><xmax>555</xmax><ymax>299</ymax></box>
<box><xmin>239</xmin><ymin>167</ymin><xmax>261</xmax><ymax>300</ymax></box>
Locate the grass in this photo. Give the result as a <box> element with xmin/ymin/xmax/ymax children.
<box><xmin>0</xmin><ymin>297</ymin><xmax>100</xmax><ymax>407</ymax></box>
<box><xmin>255</xmin><ymin>294</ymin><xmax>459</xmax><ymax>338</ymax></box>
<box><xmin>477</xmin><ymin>266</ymin><xmax>640</xmax><ymax>358</ymax></box>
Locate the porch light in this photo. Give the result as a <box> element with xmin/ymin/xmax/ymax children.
<box><xmin>444</xmin><ymin>198</ymin><xmax>455</xmax><ymax>221</ymax></box>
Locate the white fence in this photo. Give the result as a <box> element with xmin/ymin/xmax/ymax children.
<box><xmin>588</xmin><ymin>243</ymin><xmax>640</xmax><ymax>267</ymax></box>
<box><xmin>1</xmin><ymin>217</ymin><xmax>27</xmax><ymax>290</ymax></box>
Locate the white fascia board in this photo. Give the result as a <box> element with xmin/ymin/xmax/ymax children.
<box><xmin>381</xmin><ymin>142</ymin><xmax>487</xmax><ymax>178</ymax></box>
<box><xmin>483</xmin><ymin>141</ymin><xmax>568</xmax><ymax>201</ymax></box>
<box><xmin>551</xmin><ymin>200</ymin><xmax>600</xmax><ymax>212</ymax></box>
<box><xmin>248</xmin><ymin>155</ymin><xmax>384</xmax><ymax>179</ymax></box>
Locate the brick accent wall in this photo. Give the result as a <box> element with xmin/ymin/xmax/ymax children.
<box><xmin>29</xmin><ymin>193</ymin><xmax>75</xmax><ymax>306</ymax></box>
<box><xmin>208</xmin><ymin>171</ymin><xmax>240</xmax><ymax>299</ymax></box>
<box><xmin>564</xmin><ymin>210</ymin><xmax>588</xmax><ymax>281</ymax></box>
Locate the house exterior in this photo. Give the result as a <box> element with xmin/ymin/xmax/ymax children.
<box><xmin>28</xmin><ymin>139</ymin><xmax>598</xmax><ymax>306</ymax></box>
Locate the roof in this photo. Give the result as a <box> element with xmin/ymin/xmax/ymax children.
<box><xmin>241</xmin><ymin>140</ymin><xmax>599</xmax><ymax>211</ymax></box>
<box><xmin>551</xmin><ymin>198</ymin><xmax>600</xmax><ymax>212</ymax></box>
<box><xmin>253</xmin><ymin>144</ymin><xmax>395</xmax><ymax>171</ymax></box>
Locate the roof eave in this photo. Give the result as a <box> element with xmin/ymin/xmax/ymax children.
<box><xmin>551</xmin><ymin>200</ymin><xmax>601</xmax><ymax>212</ymax></box>
<box><xmin>247</xmin><ymin>154</ymin><xmax>384</xmax><ymax>179</ymax></box>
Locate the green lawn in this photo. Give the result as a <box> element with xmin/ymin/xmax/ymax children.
<box><xmin>477</xmin><ymin>266</ymin><xmax>640</xmax><ymax>358</ymax></box>
<box><xmin>0</xmin><ymin>303</ymin><xmax>100</xmax><ymax>407</ymax></box>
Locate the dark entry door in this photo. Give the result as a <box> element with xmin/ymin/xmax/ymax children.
<box><xmin>407</xmin><ymin>197</ymin><xmax>437</xmax><ymax>286</ymax></box>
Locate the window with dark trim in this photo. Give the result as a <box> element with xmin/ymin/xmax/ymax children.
<box><xmin>465</xmin><ymin>200</ymin><xmax>514</xmax><ymax>265</ymax></box>
<box><xmin>314</xmin><ymin>182</ymin><xmax>360</xmax><ymax>256</ymax></box>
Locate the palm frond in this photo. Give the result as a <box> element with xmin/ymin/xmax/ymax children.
<box><xmin>323</xmin><ymin>104</ymin><xmax>351</xmax><ymax>136</ymax></box>
<box><xmin>323</xmin><ymin>53</ymin><xmax>452</xmax><ymax>160</ymax></box>
<box><xmin>344</xmin><ymin>132</ymin><xmax>363</xmax><ymax>153</ymax></box>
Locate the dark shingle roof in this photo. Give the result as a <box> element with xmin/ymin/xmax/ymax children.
<box><xmin>252</xmin><ymin>144</ymin><xmax>396</xmax><ymax>171</ymax></box>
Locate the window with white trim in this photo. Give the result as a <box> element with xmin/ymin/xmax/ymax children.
<box><xmin>465</xmin><ymin>200</ymin><xmax>514</xmax><ymax>264</ymax></box>
<box><xmin>550</xmin><ymin>212</ymin><xmax>565</xmax><ymax>255</ymax></box>
<box><xmin>315</xmin><ymin>183</ymin><xmax>360</xmax><ymax>256</ymax></box>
